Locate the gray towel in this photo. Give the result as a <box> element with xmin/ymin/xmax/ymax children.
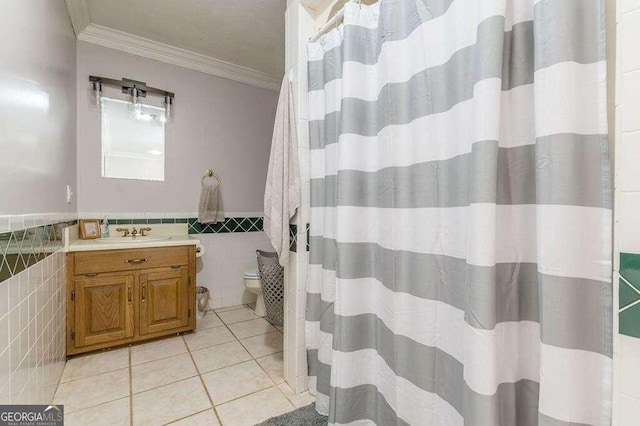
<box><xmin>198</xmin><ymin>180</ymin><xmax>225</xmax><ymax>224</ymax></box>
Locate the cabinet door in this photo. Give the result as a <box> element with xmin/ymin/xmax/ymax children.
<box><xmin>74</xmin><ymin>274</ymin><xmax>134</xmax><ymax>348</ymax></box>
<box><xmin>139</xmin><ymin>267</ymin><xmax>189</xmax><ymax>335</ymax></box>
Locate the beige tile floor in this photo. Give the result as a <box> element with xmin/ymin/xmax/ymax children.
<box><xmin>54</xmin><ymin>305</ymin><xmax>314</xmax><ymax>426</ymax></box>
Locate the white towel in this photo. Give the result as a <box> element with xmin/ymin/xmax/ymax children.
<box><xmin>264</xmin><ymin>76</ymin><xmax>300</xmax><ymax>266</ymax></box>
<box><xmin>198</xmin><ymin>179</ymin><xmax>225</xmax><ymax>224</ymax></box>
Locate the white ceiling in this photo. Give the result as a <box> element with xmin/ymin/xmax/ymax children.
<box><xmin>71</xmin><ymin>0</ymin><xmax>285</xmax><ymax>85</ymax></box>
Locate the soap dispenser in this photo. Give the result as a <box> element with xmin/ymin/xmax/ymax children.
<box><xmin>101</xmin><ymin>218</ymin><xmax>110</xmax><ymax>238</ymax></box>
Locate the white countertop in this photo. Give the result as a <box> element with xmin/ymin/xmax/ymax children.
<box><xmin>65</xmin><ymin>223</ymin><xmax>200</xmax><ymax>252</ymax></box>
<box><xmin>67</xmin><ymin>235</ymin><xmax>200</xmax><ymax>252</ymax></box>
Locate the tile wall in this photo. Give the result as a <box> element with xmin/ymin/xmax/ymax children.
<box><xmin>197</xmin><ymin>232</ymin><xmax>275</xmax><ymax>309</ymax></box>
<box><xmin>0</xmin><ymin>213</ymin><xmax>76</xmax><ymax>404</ymax></box>
<box><xmin>284</xmin><ymin>0</ymin><xmax>315</xmax><ymax>394</ymax></box>
<box><xmin>615</xmin><ymin>0</ymin><xmax>640</xmax><ymax>423</ymax></box>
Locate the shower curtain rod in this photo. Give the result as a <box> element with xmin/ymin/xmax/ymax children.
<box><xmin>309</xmin><ymin>0</ymin><xmax>360</xmax><ymax>43</ymax></box>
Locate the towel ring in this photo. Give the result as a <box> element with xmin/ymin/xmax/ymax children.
<box><xmin>201</xmin><ymin>169</ymin><xmax>221</xmax><ymax>187</ymax></box>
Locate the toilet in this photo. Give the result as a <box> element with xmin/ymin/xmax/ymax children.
<box><xmin>243</xmin><ymin>269</ymin><xmax>266</xmax><ymax>317</ymax></box>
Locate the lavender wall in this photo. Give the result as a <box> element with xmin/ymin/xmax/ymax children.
<box><xmin>76</xmin><ymin>42</ymin><xmax>278</xmax><ymax>215</ymax></box>
<box><xmin>0</xmin><ymin>0</ymin><xmax>76</xmax><ymax>404</ymax></box>
<box><xmin>0</xmin><ymin>0</ymin><xmax>77</xmax><ymax>215</ymax></box>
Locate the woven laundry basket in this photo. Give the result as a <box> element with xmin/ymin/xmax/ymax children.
<box><xmin>256</xmin><ymin>250</ymin><xmax>284</xmax><ymax>326</ymax></box>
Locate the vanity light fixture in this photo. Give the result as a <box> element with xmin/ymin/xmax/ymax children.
<box><xmin>88</xmin><ymin>75</ymin><xmax>174</xmax><ymax>122</ymax></box>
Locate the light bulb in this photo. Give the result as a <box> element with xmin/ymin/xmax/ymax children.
<box><xmin>128</xmin><ymin>87</ymin><xmax>139</xmax><ymax>106</ymax></box>
<box><xmin>164</xmin><ymin>95</ymin><xmax>173</xmax><ymax>123</ymax></box>
<box><xmin>90</xmin><ymin>81</ymin><xmax>102</xmax><ymax>110</ymax></box>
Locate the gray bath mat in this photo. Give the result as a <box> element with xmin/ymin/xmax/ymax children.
<box><xmin>256</xmin><ymin>404</ymin><xmax>328</xmax><ymax>426</ymax></box>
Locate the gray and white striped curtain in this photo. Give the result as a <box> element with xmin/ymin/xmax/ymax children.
<box><xmin>306</xmin><ymin>0</ymin><xmax>612</xmax><ymax>425</ymax></box>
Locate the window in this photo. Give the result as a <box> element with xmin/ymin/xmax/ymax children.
<box><xmin>101</xmin><ymin>97</ymin><xmax>165</xmax><ymax>181</ymax></box>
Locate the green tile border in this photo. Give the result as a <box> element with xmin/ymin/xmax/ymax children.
<box><xmin>0</xmin><ymin>217</ymin><xmax>308</xmax><ymax>284</ymax></box>
<box><xmin>620</xmin><ymin>304</ymin><xmax>640</xmax><ymax>339</ymax></box>
<box><xmin>107</xmin><ymin>217</ymin><xmax>265</xmax><ymax>235</ymax></box>
<box><xmin>108</xmin><ymin>217</ymin><xmax>309</xmax><ymax>253</ymax></box>
<box><xmin>290</xmin><ymin>225</ymin><xmax>298</xmax><ymax>253</ymax></box>
<box><xmin>289</xmin><ymin>224</ymin><xmax>310</xmax><ymax>253</ymax></box>
<box><xmin>0</xmin><ymin>220</ymin><xmax>76</xmax><ymax>284</ymax></box>
<box><xmin>620</xmin><ymin>276</ymin><xmax>640</xmax><ymax>310</ymax></box>
<box><xmin>619</xmin><ymin>253</ymin><xmax>640</xmax><ymax>339</ymax></box>
<box><xmin>621</xmin><ymin>253</ymin><xmax>640</xmax><ymax>291</ymax></box>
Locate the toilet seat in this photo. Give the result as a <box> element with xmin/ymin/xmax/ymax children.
<box><xmin>243</xmin><ymin>269</ymin><xmax>260</xmax><ymax>279</ymax></box>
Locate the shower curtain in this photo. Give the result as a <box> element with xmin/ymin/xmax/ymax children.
<box><xmin>306</xmin><ymin>0</ymin><xmax>612</xmax><ymax>425</ymax></box>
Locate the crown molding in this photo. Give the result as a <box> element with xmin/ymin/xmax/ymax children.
<box><xmin>65</xmin><ymin>0</ymin><xmax>90</xmax><ymax>36</ymax></box>
<box><xmin>77</xmin><ymin>24</ymin><xmax>281</xmax><ymax>92</ymax></box>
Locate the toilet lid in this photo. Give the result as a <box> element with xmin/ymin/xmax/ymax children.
<box><xmin>243</xmin><ymin>269</ymin><xmax>260</xmax><ymax>279</ymax></box>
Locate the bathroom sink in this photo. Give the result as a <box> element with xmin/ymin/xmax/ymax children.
<box><xmin>94</xmin><ymin>236</ymin><xmax>171</xmax><ymax>244</ymax></box>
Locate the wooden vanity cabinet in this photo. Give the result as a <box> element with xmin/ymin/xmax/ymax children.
<box><xmin>73</xmin><ymin>274</ymin><xmax>135</xmax><ymax>349</ymax></box>
<box><xmin>66</xmin><ymin>246</ymin><xmax>196</xmax><ymax>355</ymax></box>
<box><xmin>139</xmin><ymin>267</ymin><xmax>190</xmax><ymax>335</ymax></box>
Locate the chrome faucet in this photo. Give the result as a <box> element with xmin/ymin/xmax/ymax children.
<box><xmin>130</xmin><ymin>227</ymin><xmax>138</xmax><ymax>237</ymax></box>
